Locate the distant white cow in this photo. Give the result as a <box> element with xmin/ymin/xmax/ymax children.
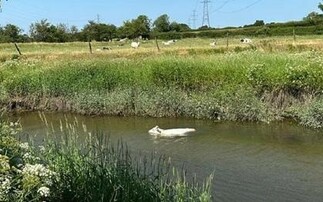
<box><xmin>131</xmin><ymin>41</ymin><xmax>140</xmax><ymax>49</ymax></box>
<box><xmin>162</xmin><ymin>39</ymin><xmax>177</xmax><ymax>46</ymax></box>
<box><xmin>240</xmin><ymin>38</ymin><xmax>252</xmax><ymax>43</ymax></box>
<box><xmin>209</xmin><ymin>41</ymin><xmax>216</xmax><ymax>47</ymax></box>
<box><xmin>119</xmin><ymin>38</ymin><xmax>128</xmax><ymax>42</ymax></box>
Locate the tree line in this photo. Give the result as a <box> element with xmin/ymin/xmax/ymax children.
<box><xmin>1</xmin><ymin>1</ymin><xmax>323</xmax><ymax>43</ymax></box>
<box><xmin>0</xmin><ymin>14</ymin><xmax>190</xmax><ymax>43</ymax></box>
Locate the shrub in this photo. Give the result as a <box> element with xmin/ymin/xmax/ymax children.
<box><xmin>299</xmin><ymin>98</ymin><xmax>323</xmax><ymax>128</ymax></box>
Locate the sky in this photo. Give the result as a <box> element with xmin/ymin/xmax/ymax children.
<box><xmin>0</xmin><ymin>0</ymin><xmax>321</xmax><ymax>33</ymax></box>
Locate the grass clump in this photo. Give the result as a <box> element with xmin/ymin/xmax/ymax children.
<box><xmin>296</xmin><ymin>97</ymin><xmax>323</xmax><ymax>129</ymax></box>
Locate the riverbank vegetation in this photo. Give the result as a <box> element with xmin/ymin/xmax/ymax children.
<box><xmin>0</xmin><ymin>119</ymin><xmax>213</xmax><ymax>201</ymax></box>
<box><xmin>0</xmin><ymin>37</ymin><xmax>323</xmax><ymax>129</ymax></box>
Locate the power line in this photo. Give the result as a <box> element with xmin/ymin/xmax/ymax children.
<box><xmin>211</xmin><ymin>0</ymin><xmax>232</xmax><ymax>13</ymax></box>
<box><xmin>217</xmin><ymin>0</ymin><xmax>263</xmax><ymax>13</ymax></box>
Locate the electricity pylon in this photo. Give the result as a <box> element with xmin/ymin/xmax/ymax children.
<box><xmin>201</xmin><ymin>0</ymin><xmax>211</xmax><ymax>27</ymax></box>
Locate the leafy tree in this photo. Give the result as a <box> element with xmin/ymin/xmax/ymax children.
<box><xmin>81</xmin><ymin>21</ymin><xmax>117</xmax><ymax>41</ymax></box>
<box><xmin>55</xmin><ymin>23</ymin><xmax>70</xmax><ymax>42</ymax></box>
<box><xmin>30</xmin><ymin>19</ymin><xmax>51</xmax><ymax>42</ymax></box>
<box><xmin>0</xmin><ymin>24</ymin><xmax>22</xmax><ymax>42</ymax></box>
<box><xmin>153</xmin><ymin>14</ymin><xmax>171</xmax><ymax>32</ymax></box>
<box><xmin>133</xmin><ymin>15</ymin><xmax>151</xmax><ymax>37</ymax></box>
<box><xmin>30</xmin><ymin>20</ymin><xmax>72</xmax><ymax>42</ymax></box>
<box><xmin>303</xmin><ymin>11</ymin><xmax>323</xmax><ymax>25</ymax></box>
<box><xmin>253</xmin><ymin>20</ymin><xmax>265</xmax><ymax>26</ymax></box>
<box><xmin>118</xmin><ymin>15</ymin><xmax>151</xmax><ymax>39</ymax></box>
<box><xmin>319</xmin><ymin>1</ymin><xmax>323</xmax><ymax>12</ymax></box>
<box><xmin>169</xmin><ymin>22</ymin><xmax>191</xmax><ymax>32</ymax></box>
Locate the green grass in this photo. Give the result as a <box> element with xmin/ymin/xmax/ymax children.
<box><xmin>1</xmin><ymin>37</ymin><xmax>323</xmax><ymax>128</ymax></box>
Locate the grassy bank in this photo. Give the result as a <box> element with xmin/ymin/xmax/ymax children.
<box><xmin>0</xmin><ymin>38</ymin><xmax>323</xmax><ymax>128</ymax></box>
<box><xmin>0</xmin><ymin>119</ymin><xmax>213</xmax><ymax>201</ymax></box>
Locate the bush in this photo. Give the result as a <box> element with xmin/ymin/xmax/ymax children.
<box><xmin>299</xmin><ymin>98</ymin><xmax>323</xmax><ymax>128</ymax></box>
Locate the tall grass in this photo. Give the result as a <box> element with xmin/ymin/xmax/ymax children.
<box><xmin>0</xmin><ymin>44</ymin><xmax>323</xmax><ymax>127</ymax></box>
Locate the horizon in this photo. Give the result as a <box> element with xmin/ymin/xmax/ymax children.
<box><xmin>0</xmin><ymin>0</ymin><xmax>321</xmax><ymax>33</ymax></box>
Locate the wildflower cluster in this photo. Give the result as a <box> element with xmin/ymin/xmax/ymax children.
<box><xmin>0</xmin><ymin>121</ymin><xmax>55</xmax><ymax>201</ymax></box>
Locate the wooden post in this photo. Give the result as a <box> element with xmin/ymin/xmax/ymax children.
<box><xmin>226</xmin><ymin>32</ymin><xmax>229</xmax><ymax>50</ymax></box>
<box><xmin>14</xmin><ymin>43</ymin><xmax>22</xmax><ymax>55</ymax></box>
<box><xmin>155</xmin><ymin>37</ymin><xmax>160</xmax><ymax>52</ymax></box>
<box><xmin>88</xmin><ymin>41</ymin><xmax>93</xmax><ymax>54</ymax></box>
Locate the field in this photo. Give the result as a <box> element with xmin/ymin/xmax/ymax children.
<box><xmin>0</xmin><ymin>36</ymin><xmax>323</xmax><ymax>128</ymax></box>
<box><xmin>2</xmin><ymin>35</ymin><xmax>323</xmax><ymax>57</ymax></box>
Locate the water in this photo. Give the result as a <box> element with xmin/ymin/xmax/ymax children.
<box><xmin>10</xmin><ymin>112</ymin><xmax>323</xmax><ymax>201</ymax></box>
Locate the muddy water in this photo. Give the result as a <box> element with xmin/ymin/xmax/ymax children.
<box><xmin>11</xmin><ymin>112</ymin><xmax>323</xmax><ymax>202</ymax></box>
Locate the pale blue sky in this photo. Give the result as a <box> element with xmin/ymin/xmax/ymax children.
<box><xmin>0</xmin><ymin>0</ymin><xmax>321</xmax><ymax>33</ymax></box>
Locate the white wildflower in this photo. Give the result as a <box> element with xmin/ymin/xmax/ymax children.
<box><xmin>22</xmin><ymin>164</ymin><xmax>55</xmax><ymax>178</ymax></box>
<box><xmin>0</xmin><ymin>177</ymin><xmax>11</xmax><ymax>195</ymax></box>
<box><xmin>0</xmin><ymin>154</ymin><xmax>10</xmax><ymax>172</ymax></box>
<box><xmin>37</xmin><ymin>186</ymin><xmax>50</xmax><ymax>197</ymax></box>
<box><xmin>23</xmin><ymin>152</ymin><xmax>32</xmax><ymax>160</ymax></box>
<box><xmin>38</xmin><ymin>146</ymin><xmax>45</xmax><ymax>152</ymax></box>
<box><xmin>20</xmin><ymin>142</ymin><xmax>29</xmax><ymax>150</ymax></box>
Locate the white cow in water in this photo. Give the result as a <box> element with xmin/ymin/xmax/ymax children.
<box><xmin>148</xmin><ymin>126</ymin><xmax>196</xmax><ymax>137</ymax></box>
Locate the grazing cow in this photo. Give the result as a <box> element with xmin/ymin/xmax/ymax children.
<box><xmin>240</xmin><ymin>38</ymin><xmax>252</xmax><ymax>43</ymax></box>
<box><xmin>162</xmin><ymin>39</ymin><xmax>177</xmax><ymax>46</ymax></box>
<box><xmin>210</xmin><ymin>41</ymin><xmax>216</xmax><ymax>47</ymax></box>
<box><xmin>131</xmin><ymin>41</ymin><xmax>140</xmax><ymax>49</ymax></box>
<box><xmin>102</xmin><ymin>47</ymin><xmax>112</xmax><ymax>50</ymax></box>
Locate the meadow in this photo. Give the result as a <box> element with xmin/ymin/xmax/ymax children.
<box><xmin>0</xmin><ymin>36</ymin><xmax>323</xmax><ymax>128</ymax></box>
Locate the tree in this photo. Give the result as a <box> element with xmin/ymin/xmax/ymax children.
<box><xmin>304</xmin><ymin>12</ymin><xmax>321</xmax><ymax>24</ymax></box>
<box><xmin>153</xmin><ymin>14</ymin><xmax>171</xmax><ymax>32</ymax></box>
<box><xmin>169</xmin><ymin>22</ymin><xmax>191</xmax><ymax>32</ymax></box>
<box><xmin>30</xmin><ymin>19</ymin><xmax>72</xmax><ymax>42</ymax></box>
<box><xmin>81</xmin><ymin>21</ymin><xmax>117</xmax><ymax>41</ymax></box>
<box><xmin>133</xmin><ymin>15</ymin><xmax>151</xmax><ymax>37</ymax></box>
<box><xmin>0</xmin><ymin>24</ymin><xmax>22</xmax><ymax>42</ymax></box>
<box><xmin>319</xmin><ymin>1</ymin><xmax>323</xmax><ymax>12</ymax></box>
<box><xmin>118</xmin><ymin>15</ymin><xmax>151</xmax><ymax>39</ymax></box>
<box><xmin>253</xmin><ymin>20</ymin><xmax>265</xmax><ymax>26</ymax></box>
<box><xmin>30</xmin><ymin>19</ymin><xmax>57</xmax><ymax>42</ymax></box>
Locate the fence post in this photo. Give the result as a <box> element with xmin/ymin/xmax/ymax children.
<box><xmin>14</xmin><ymin>43</ymin><xmax>22</xmax><ymax>55</ymax></box>
<box><xmin>226</xmin><ymin>32</ymin><xmax>229</xmax><ymax>50</ymax></box>
<box><xmin>88</xmin><ymin>41</ymin><xmax>93</xmax><ymax>54</ymax></box>
<box><xmin>155</xmin><ymin>37</ymin><xmax>160</xmax><ymax>52</ymax></box>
